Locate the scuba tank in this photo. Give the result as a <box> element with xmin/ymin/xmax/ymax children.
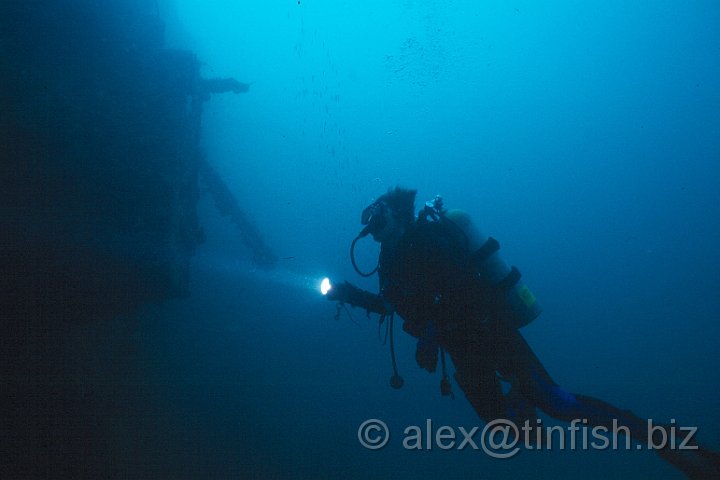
<box><xmin>442</xmin><ymin>206</ymin><xmax>541</xmax><ymax>330</ymax></box>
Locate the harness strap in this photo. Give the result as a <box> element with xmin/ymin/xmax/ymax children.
<box><xmin>497</xmin><ymin>266</ymin><xmax>522</xmax><ymax>293</ymax></box>
<box><xmin>471</xmin><ymin>236</ymin><xmax>500</xmax><ymax>265</ymax></box>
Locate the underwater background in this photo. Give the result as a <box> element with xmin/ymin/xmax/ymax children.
<box><xmin>2</xmin><ymin>0</ymin><xmax>719</xmax><ymax>478</ymax></box>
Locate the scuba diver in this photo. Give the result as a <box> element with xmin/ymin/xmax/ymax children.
<box><xmin>325</xmin><ymin>186</ymin><xmax>720</xmax><ymax>479</ymax></box>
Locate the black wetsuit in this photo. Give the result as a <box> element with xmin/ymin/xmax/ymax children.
<box><xmin>337</xmin><ymin>217</ymin><xmax>720</xmax><ymax>476</ymax></box>
<box><xmin>377</xmin><ymin>218</ymin><xmax>649</xmax><ymax>438</ymax></box>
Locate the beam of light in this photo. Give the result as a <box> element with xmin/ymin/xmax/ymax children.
<box><xmin>192</xmin><ymin>252</ymin><xmax>329</xmax><ymax>294</ymax></box>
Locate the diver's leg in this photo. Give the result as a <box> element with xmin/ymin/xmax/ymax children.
<box><xmin>451</xmin><ymin>348</ymin><xmax>539</xmax><ymax>432</ymax></box>
<box><xmin>453</xmin><ymin>363</ymin><xmax>505</xmax><ymax>424</ymax></box>
<box><xmin>446</xmin><ymin>321</ymin><xmax>506</xmax><ymax>423</ymax></box>
<box><xmin>446</xmin><ymin>321</ymin><xmax>540</xmax><ymax>429</ymax></box>
<box><xmin>501</xmin><ymin>329</ymin><xmax>720</xmax><ymax>478</ymax></box>
<box><xmin>499</xmin><ymin>329</ymin><xmax>649</xmax><ymax>439</ymax></box>
<box><xmin>656</xmin><ymin>443</ymin><xmax>720</xmax><ymax>480</ymax></box>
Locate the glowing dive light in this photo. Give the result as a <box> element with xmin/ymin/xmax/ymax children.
<box><xmin>320</xmin><ymin>277</ymin><xmax>332</xmax><ymax>295</ymax></box>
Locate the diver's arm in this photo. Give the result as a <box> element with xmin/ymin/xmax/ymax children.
<box><xmin>325</xmin><ymin>281</ymin><xmax>388</xmax><ymax>315</ymax></box>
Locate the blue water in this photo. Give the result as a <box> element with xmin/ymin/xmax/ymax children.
<box><xmin>105</xmin><ymin>1</ymin><xmax>720</xmax><ymax>478</ymax></box>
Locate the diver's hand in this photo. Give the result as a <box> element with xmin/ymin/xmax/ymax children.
<box><xmin>325</xmin><ymin>281</ymin><xmax>387</xmax><ymax>315</ymax></box>
<box><xmin>325</xmin><ymin>281</ymin><xmax>350</xmax><ymax>303</ymax></box>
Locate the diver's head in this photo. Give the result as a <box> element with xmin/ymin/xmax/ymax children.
<box><xmin>360</xmin><ymin>186</ymin><xmax>417</xmax><ymax>244</ymax></box>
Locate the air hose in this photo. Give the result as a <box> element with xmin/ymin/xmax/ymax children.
<box><xmin>350</xmin><ymin>233</ymin><xmax>378</xmax><ymax>277</ymax></box>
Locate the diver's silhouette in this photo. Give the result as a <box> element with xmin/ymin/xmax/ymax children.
<box><xmin>327</xmin><ymin>186</ymin><xmax>720</xmax><ymax>479</ymax></box>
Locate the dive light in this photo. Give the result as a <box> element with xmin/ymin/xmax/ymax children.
<box><xmin>320</xmin><ymin>277</ymin><xmax>332</xmax><ymax>295</ymax></box>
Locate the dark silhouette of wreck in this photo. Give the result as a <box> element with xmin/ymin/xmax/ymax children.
<box><xmin>2</xmin><ymin>0</ymin><xmax>275</xmax><ymax>323</ymax></box>
<box><xmin>1</xmin><ymin>2</ymin><xmax>277</xmax><ymax>476</ymax></box>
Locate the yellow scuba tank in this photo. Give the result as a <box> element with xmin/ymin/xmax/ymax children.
<box><xmin>445</xmin><ymin>209</ymin><xmax>541</xmax><ymax>329</ymax></box>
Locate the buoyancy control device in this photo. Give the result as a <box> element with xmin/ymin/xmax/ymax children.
<box><xmin>422</xmin><ymin>197</ymin><xmax>541</xmax><ymax>329</ymax></box>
